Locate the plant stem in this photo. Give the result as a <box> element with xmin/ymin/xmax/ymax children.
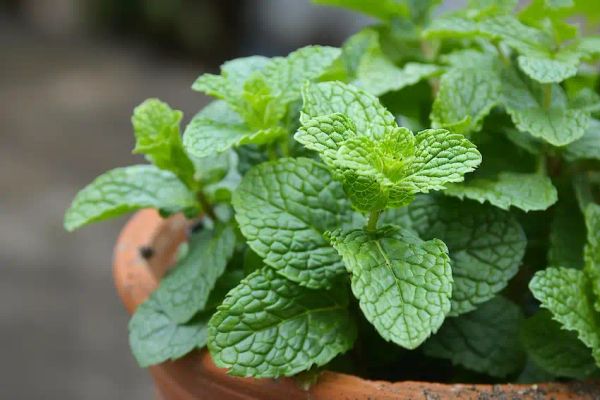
<box><xmin>267</xmin><ymin>143</ymin><xmax>278</xmax><ymax>161</ymax></box>
<box><xmin>494</xmin><ymin>42</ymin><xmax>510</xmax><ymax>66</ymax></box>
<box><xmin>542</xmin><ymin>84</ymin><xmax>552</xmax><ymax>110</ymax></box>
<box><xmin>366</xmin><ymin>210</ymin><xmax>382</xmax><ymax>232</ymax></box>
<box><xmin>279</xmin><ymin>134</ymin><xmax>290</xmax><ymax>157</ymax></box>
<box><xmin>197</xmin><ymin>191</ymin><xmax>217</xmax><ymax>222</ymax></box>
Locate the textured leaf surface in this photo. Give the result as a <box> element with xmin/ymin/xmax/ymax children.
<box><xmin>207</xmin><ymin>268</ymin><xmax>356</xmax><ymax>377</ymax></box>
<box><xmin>183</xmin><ymin>101</ymin><xmax>254</xmax><ymax>158</ymax></box>
<box><xmin>530</xmin><ymin>267</ymin><xmax>600</xmax><ymax>365</ymax></box>
<box><xmin>517</xmin><ymin>56</ymin><xmax>578</xmax><ymax>84</ymax></box>
<box><xmin>424</xmin><ymin>296</ymin><xmax>525</xmax><ymax>378</ymax></box>
<box><xmin>156</xmin><ymin>224</ymin><xmax>236</xmax><ymax>323</ymax></box>
<box><xmin>64</xmin><ymin>165</ymin><xmax>198</xmax><ymax>231</ymax></box>
<box><xmin>521</xmin><ymin>311</ymin><xmax>597</xmax><ymax>379</ymax></box>
<box><xmin>431</xmin><ymin>67</ymin><xmax>500</xmax><ymax>134</ymax></box>
<box><xmin>301</xmin><ymin>81</ymin><xmax>396</xmax><ymax>138</ymax></box>
<box><xmin>445</xmin><ymin>172</ymin><xmax>557</xmax><ymax>212</ymax></box>
<box><xmin>401</xmin><ymin>196</ymin><xmax>526</xmax><ymax>315</ymax></box>
<box><xmin>584</xmin><ymin>204</ymin><xmax>600</xmax><ymax>311</ymax></box>
<box><xmin>129</xmin><ymin>293</ymin><xmax>209</xmax><ymax>368</ymax></box>
<box><xmin>330</xmin><ymin>227</ymin><xmax>452</xmax><ymax>349</ymax></box>
<box><xmin>564</xmin><ymin>119</ymin><xmax>600</xmax><ymax>162</ymax></box>
<box><xmin>233</xmin><ymin>158</ymin><xmax>352</xmax><ymax>288</ymax></box>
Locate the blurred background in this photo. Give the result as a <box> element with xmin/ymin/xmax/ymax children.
<box><xmin>0</xmin><ymin>1</ymin><xmax>461</xmax><ymax>399</ymax></box>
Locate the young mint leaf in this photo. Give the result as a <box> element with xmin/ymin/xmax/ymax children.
<box><xmin>521</xmin><ymin>310</ymin><xmax>597</xmax><ymax>379</ymax></box>
<box><xmin>131</xmin><ymin>99</ymin><xmax>195</xmax><ymax>185</ymax></box>
<box><xmin>155</xmin><ymin>223</ymin><xmax>236</xmax><ymax>324</ymax></box>
<box><xmin>64</xmin><ymin>165</ymin><xmax>199</xmax><ymax>231</ymax></box>
<box><xmin>564</xmin><ymin>119</ymin><xmax>600</xmax><ymax>162</ymax></box>
<box><xmin>584</xmin><ymin>204</ymin><xmax>600</xmax><ymax>312</ymax></box>
<box><xmin>232</xmin><ymin>157</ymin><xmax>352</xmax><ymax>289</ymax></box>
<box><xmin>129</xmin><ymin>293</ymin><xmax>209</xmax><ymax>368</ymax></box>
<box><xmin>517</xmin><ymin>56</ymin><xmax>579</xmax><ymax>84</ymax></box>
<box><xmin>445</xmin><ymin>172</ymin><xmax>558</xmax><ymax>212</ymax></box>
<box><xmin>398</xmin><ymin>196</ymin><xmax>526</xmax><ymax>315</ymax></box>
<box><xmin>301</xmin><ymin>81</ymin><xmax>397</xmax><ymax>138</ymax></box>
<box><xmin>329</xmin><ymin>226</ymin><xmax>452</xmax><ymax>349</ymax></box>
<box><xmin>479</xmin><ymin>16</ymin><xmax>553</xmax><ymax>55</ymax></box>
<box><xmin>312</xmin><ymin>0</ymin><xmax>409</xmax><ymax>21</ymax></box>
<box><xmin>530</xmin><ymin>267</ymin><xmax>600</xmax><ymax>366</ymax></box>
<box><xmin>501</xmin><ymin>69</ymin><xmax>591</xmax><ymax>146</ymax></box>
<box><xmin>207</xmin><ymin>268</ymin><xmax>356</xmax><ymax>378</ymax></box>
<box><xmin>422</xmin><ymin>15</ymin><xmax>480</xmax><ymax>40</ymax></box>
<box><xmin>431</xmin><ymin>67</ymin><xmax>501</xmax><ymax>135</ymax></box>
<box><xmin>424</xmin><ymin>296</ymin><xmax>525</xmax><ymax>378</ymax></box>
<box><xmin>183</xmin><ymin>101</ymin><xmax>255</xmax><ymax>158</ymax></box>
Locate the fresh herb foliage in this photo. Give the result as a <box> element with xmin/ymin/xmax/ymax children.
<box><xmin>65</xmin><ymin>0</ymin><xmax>600</xmax><ymax>384</ymax></box>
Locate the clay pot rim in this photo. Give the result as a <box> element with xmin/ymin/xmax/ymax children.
<box><xmin>112</xmin><ymin>209</ymin><xmax>600</xmax><ymax>400</ymax></box>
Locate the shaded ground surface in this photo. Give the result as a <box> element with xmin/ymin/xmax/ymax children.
<box><xmin>0</xmin><ymin>20</ymin><xmax>208</xmax><ymax>399</ymax></box>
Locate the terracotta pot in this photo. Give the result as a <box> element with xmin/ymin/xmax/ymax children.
<box><xmin>113</xmin><ymin>210</ymin><xmax>600</xmax><ymax>400</ymax></box>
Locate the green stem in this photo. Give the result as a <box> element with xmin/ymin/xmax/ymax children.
<box><xmin>366</xmin><ymin>210</ymin><xmax>382</xmax><ymax>232</ymax></box>
<box><xmin>267</xmin><ymin>143</ymin><xmax>278</xmax><ymax>161</ymax></box>
<box><xmin>279</xmin><ymin>134</ymin><xmax>290</xmax><ymax>158</ymax></box>
<box><xmin>494</xmin><ymin>42</ymin><xmax>510</xmax><ymax>66</ymax></box>
<box><xmin>542</xmin><ymin>84</ymin><xmax>552</xmax><ymax>110</ymax></box>
<box><xmin>197</xmin><ymin>191</ymin><xmax>217</xmax><ymax>222</ymax></box>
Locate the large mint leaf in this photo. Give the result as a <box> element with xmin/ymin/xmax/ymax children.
<box><xmin>64</xmin><ymin>165</ymin><xmax>198</xmax><ymax>231</ymax></box>
<box><xmin>424</xmin><ymin>296</ymin><xmax>524</xmax><ymax>377</ymax></box>
<box><xmin>564</xmin><ymin>119</ymin><xmax>600</xmax><ymax>162</ymax></box>
<box><xmin>431</xmin><ymin>66</ymin><xmax>500</xmax><ymax>135</ymax></box>
<box><xmin>207</xmin><ymin>268</ymin><xmax>356</xmax><ymax>378</ymax></box>
<box><xmin>183</xmin><ymin>101</ymin><xmax>258</xmax><ymax>158</ymax></box>
<box><xmin>301</xmin><ymin>81</ymin><xmax>397</xmax><ymax>138</ymax></box>
<box><xmin>479</xmin><ymin>16</ymin><xmax>553</xmax><ymax>55</ymax></box>
<box><xmin>521</xmin><ymin>310</ymin><xmax>597</xmax><ymax>379</ymax></box>
<box><xmin>584</xmin><ymin>204</ymin><xmax>600</xmax><ymax>311</ymax></box>
<box><xmin>312</xmin><ymin>0</ymin><xmax>408</xmax><ymax>20</ymax></box>
<box><xmin>330</xmin><ymin>227</ymin><xmax>452</xmax><ymax>349</ymax></box>
<box><xmin>131</xmin><ymin>99</ymin><xmax>195</xmax><ymax>185</ymax></box>
<box><xmin>232</xmin><ymin>158</ymin><xmax>352</xmax><ymax>289</ymax></box>
<box><xmin>530</xmin><ymin>267</ymin><xmax>600</xmax><ymax>365</ymax></box>
<box><xmin>445</xmin><ymin>172</ymin><xmax>557</xmax><ymax>212</ymax></box>
<box><xmin>501</xmin><ymin>69</ymin><xmax>590</xmax><ymax>146</ymax></box>
<box><xmin>155</xmin><ymin>224</ymin><xmax>236</xmax><ymax>323</ymax></box>
<box><xmin>398</xmin><ymin>196</ymin><xmax>526</xmax><ymax>315</ymax></box>
<box><xmin>129</xmin><ymin>293</ymin><xmax>209</xmax><ymax>368</ymax></box>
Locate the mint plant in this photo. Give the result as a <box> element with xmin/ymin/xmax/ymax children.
<box><xmin>65</xmin><ymin>0</ymin><xmax>600</xmax><ymax>384</ymax></box>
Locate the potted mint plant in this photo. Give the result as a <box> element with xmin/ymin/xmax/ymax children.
<box><xmin>65</xmin><ymin>0</ymin><xmax>600</xmax><ymax>398</ymax></box>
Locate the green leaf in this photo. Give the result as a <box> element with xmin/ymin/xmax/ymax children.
<box><xmin>530</xmin><ymin>267</ymin><xmax>600</xmax><ymax>365</ymax></box>
<box><xmin>232</xmin><ymin>158</ymin><xmax>352</xmax><ymax>289</ymax></box>
<box><xmin>445</xmin><ymin>172</ymin><xmax>558</xmax><ymax>212</ymax></box>
<box><xmin>207</xmin><ymin>268</ymin><xmax>356</xmax><ymax>378</ymax></box>
<box><xmin>64</xmin><ymin>165</ymin><xmax>198</xmax><ymax>231</ymax></box>
<box><xmin>564</xmin><ymin>119</ymin><xmax>600</xmax><ymax>162</ymax></box>
<box><xmin>183</xmin><ymin>101</ymin><xmax>257</xmax><ymax>159</ymax></box>
<box><xmin>400</xmin><ymin>196</ymin><xmax>526</xmax><ymax>315</ymax></box>
<box><xmin>424</xmin><ymin>296</ymin><xmax>525</xmax><ymax>377</ymax></box>
<box><xmin>521</xmin><ymin>310</ymin><xmax>597</xmax><ymax>379</ymax></box>
<box><xmin>131</xmin><ymin>99</ymin><xmax>195</xmax><ymax>185</ymax></box>
<box><xmin>517</xmin><ymin>56</ymin><xmax>579</xmax><ymax>84</ymax></box>
<box><xmin>422</xmin><ymin>16</ymin><xmax>480</xmax><ymax>39</ymax></box>
<box><xmin>155</xmin><ymin>224</ymin><xmax>236</xmax><ymax>323</ymax></box>
<box><xmin>501</xmin><ymin>68</ymin><xmax>590</xmax><ymax>146</ymax></box>
<box><xmin>479</xmin><ymin>16</ymin><xmax>553</xmax><ymax>55</ymax></box>
<box><xmin>312</xmin><ymin>0</ymin><xmax>409</xmax><ymax>21</ymax></box>
<box><xmin>301</xmin><ymin>81</ymin><xmax>397</xmax><ymax>138</ymax></box>
<box><xmin>129</xmin><ymin>293</ymin><xmax>209</xmax><ymax>368</ymax></box>
<box><xmin>330</xmin><ymin>226</ymin><xmax>452</xmax><ymax>349</ymax></box>
<box><xmin>431</xmin><ymin>67</ymin><xmax>501</xmax><ymax>135</ymax></box>
<box><xmin>584</xmin><ymin>204</ymin><xmax>600</xmax><ymax>311</ymax></box>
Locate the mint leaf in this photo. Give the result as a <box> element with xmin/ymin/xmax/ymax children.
<box><xmin>564</xmin><ymin>119</ymin><xmax>600</xmax><ymax>162</ymax></box>
<box><xmin>129</xmin><ymin>293</ymin><xmax>209</xmax><ymax>368</ymax></box>
<box><xmin>312</xmin><ymin>0</ymin><xmax>409</xmax><ymax>21</ymax></box>
<box><xmin>64</xmin><ymin>165</ymin><xmax>198</xmax><ymax>231</ymax></box>
<box><xmin>530</xmin><ymin>267</ymin><xmax>600</xmax><ymax>365</ymax></box>
<box><xmin>155</xmin><ymin>223</ymin><xmax>236</xmax><ymax>323</ymax></box>
<box><xmin>232</xmin><ymin>158</ymin><xmax>352</xmax><ymax>289</ymax></box>
<box><xmin>424</xmin><ymin>296</ymin><xmax>525</xmax><ymax>378</ymax></box>
<box><xmin>479</xmin><ymin>16</ymin><xmax>553</xmax><ymax>55</ymax></box>
<box><xmin>445</xmin><ymin>172</ymin><xmax>558</xmax><ymax>212</ymax></box>
<box><xmin>584</xmin><ymin>204</ymin><xmax>600</xmax><ymax>312</ymax></box>
<box><xmin>207</xmin><ymin>268</ymin><xmax>356</xmax><ymax>377</ymax></box>
<box><xmin>517</xmin><ymin>56</ymin><xmax>579</xmax><ymax>84</ymax></box>
<box><xmin>330</xmin><ymin>226</ymin><xmax>452</xmax><ymax>349</ymax></box>
<box><xmin>501</xmin><ymin>68</ymin><xmax>590</xmax><ymax>146</ymax></box>
<box><xmin>183</xmin><ymin>101</ymin><xmax>255</xmax><ymax>158</ymax></box>
<box><xmin>521</xmin><ymin>310</ymin><xmax>597</xmax><ymax>379</ymax></box>
<box><xmin>431</xmin><ymin>66</ymin><xmax>500</xmax><ymax>135</ymax></box>
<box><xmin>399</xmin><ymin>196</ymin><xmax>526</xmax><ymax>315</ymax></box>
<box><xmin>301</xmin><ymin>81</ymin><xmax>397</xmax><ymax>138</ymax></box>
